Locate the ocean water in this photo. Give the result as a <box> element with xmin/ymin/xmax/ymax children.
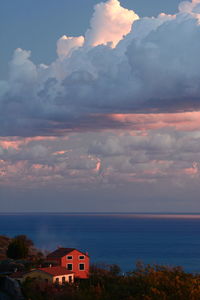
<box><xmin>0</xmin><ymin>213</ymin><xmax>200</xmax><ymax>273</ymax></box>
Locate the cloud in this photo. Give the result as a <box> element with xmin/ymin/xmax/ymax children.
<box><xmin>57</xmin><ymin>36</ymin><xmax>85</xmax><ymax>59</ymax></box>
<box><xmin>9</xmin><ymin>48</ymin><xmax>37</xmax><ymax>95</ymax></box>
<box><xmin>2</xmin><ymin>128</ymin><xmax>200</xmax><ymax>189</ymax></box>
<box><xmin>110</xmin><ymin>111</ymin><xmax>200</xmax><ymax>131</ymax></box>
<box><xmin>1</xmin><ymin>0</ymin><xmax>200</xmax><ymax>137</ymax></box>
<box><xmin>85</xmin><ymin>0</ymin><xmax>139</xmax><ymax>47</ymax></box>
<box><xmin>179</xmin><ymin>0</ymin><xmax>200</xmax><ymax>13</ymax></box>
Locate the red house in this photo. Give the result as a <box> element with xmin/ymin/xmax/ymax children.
<box><xmin>47</xmin><ymin>248</ymin><xmax>89</xmax><ymax>279</ymax></box>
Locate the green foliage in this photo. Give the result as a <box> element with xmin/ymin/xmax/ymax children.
<box><xmin>22</xmin><ymin>263</ymin><xmax>200</xmax><ymax>300</ymax></box>
<box><xmin>6</xmin><ymin>235</ymin><xmax>33</xmax><ymax>260</ymax></box>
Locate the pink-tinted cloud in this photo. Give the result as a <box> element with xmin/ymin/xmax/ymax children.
<box><xmin>57</xmin><ymin>36</ymin><xmax>84</xmax><ymax>59</ymax></box>
<box><xmin>0</xmin><ymin>136</ymin><xmax>64</xmax><ymax>151</ymax></box>
<box><xmin>109</xmin><ymin>111</ymin><xmax>200</xmax><ymax>131</ymax></box>
<box><xmin>0</xmin><ymin>141</ymin><xmax>21</xmax><ymax>150</ymax></box>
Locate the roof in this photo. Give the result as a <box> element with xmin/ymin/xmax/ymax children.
<box><xmin>10</xmin><ymin>271</ymin><xmax>27</xmax><ymax>278</ymax></box>
<box><xmin>37</xmin><ymin>267</ymin><xmax>74</xmax><ymax>276</ymax></box>
<box><xmin>47</xmin><ymin>247</ymin><xmax>88</xmax><ymax>259</ymax></box>
<box><xmin>47</xmin><ymin>248</ymin><xmax>75</xmax><ymax>258</ymax></box>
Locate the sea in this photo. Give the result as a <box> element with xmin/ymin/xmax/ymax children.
<box><xmin>1</xmin><ymin>213</ymin><xmax>200</xmax><ymax>273</ymax></box>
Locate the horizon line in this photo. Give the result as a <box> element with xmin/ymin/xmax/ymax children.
<box><xmin>1</xmin><ymin>212</ymin><xmax>200</xmax><ymax>215</ymax></box>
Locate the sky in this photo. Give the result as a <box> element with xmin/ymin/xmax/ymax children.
<box><xmin>1</xmin><ymin>0</ymin><xmax>200</xmax><ymax>212</ymax></box>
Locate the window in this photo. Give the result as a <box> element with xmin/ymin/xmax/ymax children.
<box><xmin>67</xmin><ymin>263</ymin><xmax>73</xmax><ymax>270</ymax></box>
<box><xmin>62</xmin><ymin>276</ymin><xmax>66</xmax><ymax>284</ymax></box>
<box><xmin>79</xmin><ymin>255</ymin><xmax>85</xmax><ymax>260</ymax></box>
<box><xmin>79</xmin><ymin>263</ymin><xmax>85</xmax><ymax>270</ymax></box>
<box><xmin>67</xmin><ymin>255</ymin><xmax>73</xmax><ymax>259</ymax></box>
<box><xmin>68</xmin><ymin>275</ymin><xmax>73</xmax><ymax>283</ymax></box>
<box><xmin>55</xmin><ymin>277</ymin><xmax>59</xmax><ymax>284</ymax></box>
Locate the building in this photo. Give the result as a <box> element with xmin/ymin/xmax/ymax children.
<box><xmin>10</xmin><ymin>271</ymin><xmax>27</xmax><ymax>283</ymax></box>
<box><xmin>23</xmin><ymin>266</ymin><xmax>74</xmax><ymax>285</ymax></box>
<box><xmin>47</xmin><ymin>248</ymin><xmax>89</xmax><ymax>279</ymax></box>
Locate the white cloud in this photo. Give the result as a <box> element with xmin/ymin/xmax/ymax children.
<box><xmin>85</xmin><ymin>0</ymin><xmax>139</xmax><ymax>48</ymax></box>
<box><xmin>9</xmin><ymin>48</ymin><xmax>37</xmax><ymax>95</ymax></box>
<box><xmin>179</xmin><ymin>0</ymin><xmax>200</xmax><ymax>13</ymax></box>
<box><xmin>57</xmin><ymin>35</ymin><xmax>84</xmax><ymax>59</ymax></box>
<box><xmin>1</xmin><ymin>0</ymin><xmax>200</xmax><ymax>136</ymax></box>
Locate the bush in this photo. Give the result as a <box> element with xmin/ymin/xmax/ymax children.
<box><xmin>22</xmin><ymin>263</ymin><xmax>200</xmax><ymax>300</ymax></box>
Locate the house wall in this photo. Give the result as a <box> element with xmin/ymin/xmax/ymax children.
<box><xmin>60</xmin><ymin>250</ymin><xmax>89</xmax><ymax>279</ymax></box>
<box><xmin>23</xmin><ymin>270</ymin><xmax>53</xmax><ymax>283</ymax></box>
<box><xmin>23</xmin><ymin>270</ymin><xmax>74</xmax><ymax>284</ymax></box>
<box><xmin>52</xmin><ymin>274</ymin><xmax>74</xmax><ymax>284</ymax></box>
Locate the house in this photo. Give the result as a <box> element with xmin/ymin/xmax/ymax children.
<box><xmin>47</xmin><ymin>248</ymin><xmax>89</xmax><ymax>279</ymax></box>
<box><xmin>10</xmin><ymin>271</ymin><xmax>27</xmax><ymax>283</ymax></box>
<box><xmin>23</xmin><ymin>266</ymin><xmax>74</xmax><ymax>285</ymax></box>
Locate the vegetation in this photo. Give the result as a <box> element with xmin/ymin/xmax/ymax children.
<box><xmin>1</xmin><ymin>235</ymin><xmax>200</xmax><ymax>299</ymax></box>
<box><xmin>0</xmin><ymin>235</ymin><xmax>45</xmax><ymax>273</ymax></box>
<box><xmin>6</xmin><ymin>235</ymin><xmax>33</xmax><ymax>259</ymax></box>
<box><xmin>22</xmin><ymin>263</ymin><xmax>200</xmax><ymax>300</ymax></box>
<box><xmin>0</xmin><ymin>235</ymin><xmax>11</xmax><ymax>260</ymax></box>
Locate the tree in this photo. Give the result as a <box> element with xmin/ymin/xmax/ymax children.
<box><xmin>14</xmin><ymin>235</ymin><xmax>33</xmax><ymax>248</ymax></box>
<box><xmin>109</xmin><ymin>264</ymin><xmax>121</xmax><ymax>276</ymax></box>
<box><xmin>6</xmin><ymin>235</ymin><xmax>32</xmax><ymax>259</ymax></box>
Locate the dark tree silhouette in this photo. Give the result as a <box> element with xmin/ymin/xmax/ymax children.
<box><xmin>14</xmin><ymin>235</ymin><xmax>33</xmax><ymax>248</ymax></box>
<box><xmin>6</xmin><ymin>235</ymin><xmax>33</xmax><ymax>259</ymax></box>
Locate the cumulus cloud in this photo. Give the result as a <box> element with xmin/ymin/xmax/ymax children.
<box><xmin>2</xmin><ymin>127</ymin><xmax>200</xmax><ymax>189</ymax></box>
<box><xmin>85</xmin><ymin>0</ymin><xmax>139</xmax><ymax>47</ymax></box>
<box><xmin>57</xmin><ymin>35</ymin><xmax>84</xmax><ymax>59</ymax></box>
<box><xmin>1</xmin><ymin>0</ymin><xmax>200</xmax><ymax>136</ymax></box>
<box><xmin>9</xmin><ymin>48</ymin><xmax>37</xmax><ymax>96</ymax></box>
<box><xmin>179</xmin><ymin>0</ymin><xmax>200</xmax><ymax>13</ymax></box>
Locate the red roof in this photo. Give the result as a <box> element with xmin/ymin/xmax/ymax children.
<box><xmin>47</xmin><ymin>247</ymin><xmax>88</xmax><ymax>259</ymax></box>
<box><xmin>38</xmin><ymin>267</ymin><xmax>74</xmax><ymax>276</ymax></box>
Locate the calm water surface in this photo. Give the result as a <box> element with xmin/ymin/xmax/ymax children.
<box><xmin>0</xmin><ymin>213</ymin><xmax>200</xmax><ymax>272</ymax></box>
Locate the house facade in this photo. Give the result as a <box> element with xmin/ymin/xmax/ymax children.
<box><xmin>47</xmin><ymin>248</ymin><xmax>89</xmax><ymax>279</ymax></box>
<box><xmin>23</xmin><ymin>266</ymin><xmax>74</xmax><ymax>285</ymax></box>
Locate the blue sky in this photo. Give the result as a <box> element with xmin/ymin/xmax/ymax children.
<box><xmin>0</xmin><ymin>0</ymin><xmax>180</xmax><ymax>78</ymax></box>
